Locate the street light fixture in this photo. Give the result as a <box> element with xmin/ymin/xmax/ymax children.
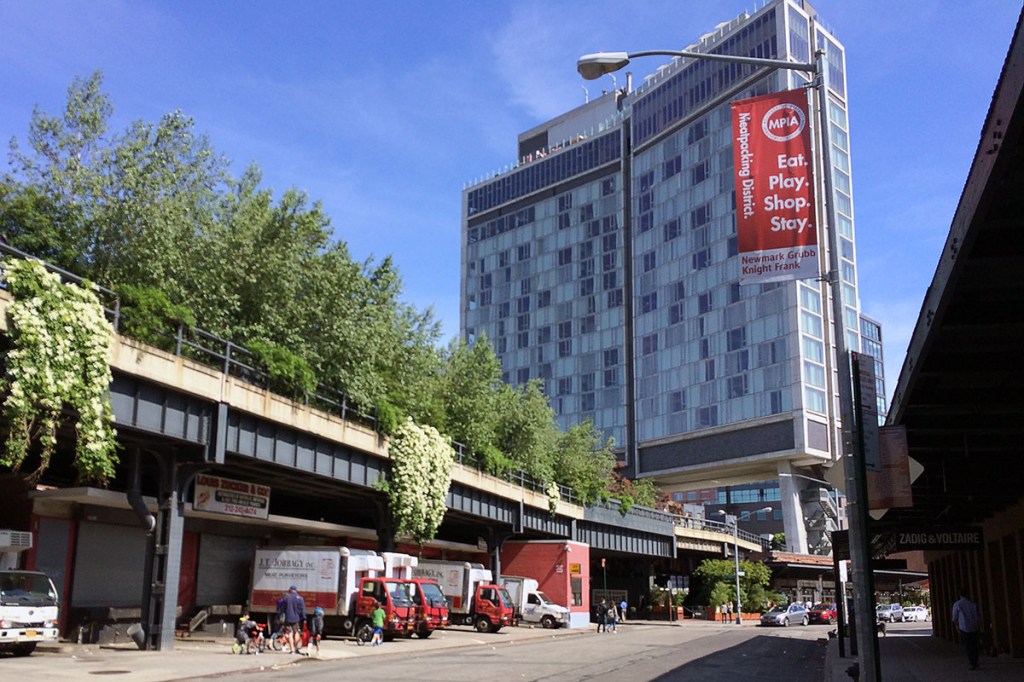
<box><xmin>717</xmin><ymin>507</ymin><xmax>770</xmax><ymax>624</ymax></box>
<box><xmin>577</xmin><ymin>44</ymin><xmax>878</xmax><ymax>679</ymax></box>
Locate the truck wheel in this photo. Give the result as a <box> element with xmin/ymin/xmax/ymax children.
<box><xmin>474</xmin><ymin>617</ymin><xmax>492</xmax><ymax>633</ymax></box>
<box><xmin>540</xmin><ymin>615</ymin><xmax>556</xmax><ymax>629</ymax></box>
<box><xmin>12</xmin><ymin>642</ymin><xmax>37</xmax><ymax>657</ymax></box>
<box><xmin>416</xmin><ymin>625</ymin><xmax>433</xmax><ymax>639</ymax></box>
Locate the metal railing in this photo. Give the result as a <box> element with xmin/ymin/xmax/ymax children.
<box><xmin>673</xmin><ymin>513</ymin><xmax>771</xmax><ymax>549</ymax></box>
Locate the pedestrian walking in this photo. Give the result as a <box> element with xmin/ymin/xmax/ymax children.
<box><xmin>726</xmin><ymin>601</ymin><xmax>734</xmax><ymax>622</ymax></box>
<box><xmin>596</xmin><ymin>599</ymin><xmax>608</xmax><ymax>633</ymax></box>
<box><xmin>370</xmin><ymin>599</ymin><xmax>386</xmax><ymax>646</ymax></box>
<box><xmin>619</xmin><ymin>599</ymin><xmax>628</xmax><ymax>623</ymax></box>
<box><xmin>281</xmin><ymin>585</ymin><xmax>306</xmax><ymax>654</ymax></box>
<box><xmin>721</xmin><ymin>601</ymin><xmax>728</xmax><ymax>623</ymax></box>
<box><xmin>307</xmin><ymin>606</ymin><xmax>324</xmax><ymax>656</ymax></box>
<box><xmin>952</xmin><ymin>587</ymin><xmax>981</xmax><ymax>670</ymax></box>
<box><xmin>608</xmin><ymin>602</ymin><xmax>618</xmax><ymax>633</ymax></box>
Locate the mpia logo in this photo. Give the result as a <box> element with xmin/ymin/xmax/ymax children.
<box><xmin>761</xmin><ymin>102</ymin><xmax>805</xmax><ymax>142</ymax></box>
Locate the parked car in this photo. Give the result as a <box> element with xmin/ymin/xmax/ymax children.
<box><xmin>902</xmin><ymin>605</ymin><xmax>929</xmax><ymax>622</ymax></box>
<box><xmin>760</xmin><ymin>603</ymin><xmax>809</xmax><ymax>627</ymax></box>
<box><xmin>807</xmin><ymin>602</ymin><xmax>837</xmax><ymax>625</ymax></box>
<box><xmin>875</xmin><ymin>603</ymin><xmax>904</xmax><ymax>622</ymax></box>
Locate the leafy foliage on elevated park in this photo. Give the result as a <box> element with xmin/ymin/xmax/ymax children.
<box><xmin>0</xmin><ymin>71</ymin><xmax>660</xmax><ymax>537</ymax></box>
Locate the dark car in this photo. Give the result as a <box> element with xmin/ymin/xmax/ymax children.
<box><xmin>808</xmin><ymin>602</ymin><xmax>837</xmax><ymax>624</ymax></box>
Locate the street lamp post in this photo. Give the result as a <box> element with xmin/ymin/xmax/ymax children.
<box><xmin>577</xmin><ymin>43</ymin><xmax>879</xmax><ymax>681</ymax></box>
<box><xmin>718</xmin><ymin>508</ymin><xmax>771</xmax><ymax>624</ymax></box>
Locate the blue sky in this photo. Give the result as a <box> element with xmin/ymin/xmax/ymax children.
<box><xmin>1</xmin><ymin>1</ymin><xmax>1020</xmax><ymax>406</ymax></box>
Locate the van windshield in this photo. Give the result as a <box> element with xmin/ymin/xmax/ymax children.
<box><xmin>534</xmin><ymin>591</ymin><xmax>552</xmax><ymax>604</ymax></box>
<box><xmin>0</xmin><ymin>571</ymin><xmax>58</xmax><ymax>607</ymax></box>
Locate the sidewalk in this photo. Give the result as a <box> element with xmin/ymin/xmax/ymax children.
<box><xmin>7</xmin><ymin>622</ymin><xmax>593</xmax><ymax>681</ymax></box>
<box><xmin>824</xmin><ymin>623</ymin><xmax>1024</xmax><ymax>681</ymax></box>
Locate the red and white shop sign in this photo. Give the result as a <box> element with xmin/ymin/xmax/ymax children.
<box><xmin>731</xmin><ymin>89</ymin><xmax>819</xmax><ymax>284</ymax></box>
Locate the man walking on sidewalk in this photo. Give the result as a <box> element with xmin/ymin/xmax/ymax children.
<box><xmin>952</xmin><ymin>586</ymin><xmax>981</xmax><ymax>670</ymax></box>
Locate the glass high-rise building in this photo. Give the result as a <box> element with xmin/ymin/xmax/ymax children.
<box><xmin>460</xmin><ymin>0</ymin><xmax>863</xmax><ymax>553</ymax></box>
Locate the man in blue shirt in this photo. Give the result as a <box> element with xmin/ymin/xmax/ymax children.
<box><xmin>951</xmin><ymin>587</ymin><xmax>981</xmax><ymax>670</ymax></box>
<box><xmin>282</xmin><ymin>585</ymin><xmax>306</xmax><ymax>654</ymax></box>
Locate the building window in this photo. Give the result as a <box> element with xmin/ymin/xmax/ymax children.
<box><xmin>728</xmin><ymin>374</ymin><xmax>748</xmax><ymax>398</ymax></box>
<box><xmin>558</xmin><ymin>340</ymin><xmax>573</xmax><ymax>357</ymax></box>
<box><xmin>517</xmin><ymin>243</ymin><xmax>531</xmax><ymax>261</ymax></box>
<box><xmin>638</xmin><ymin>211</ymin><xmax>653</xmax><ymax>233</ymax></box>
<box><xmin>601</xmin><ymin>177</ymin><xmax>616</xmax><ymax>196</ymax></box>
<box><xmin>727</xmin><ymin>327</ymin><xmax>746</xmax><ymax>351</ymax></box>
<box><xmin>698</xmin><ymin>292</ymin><xmax>713</xmax><ymax>314</ymax></box>
<box><xmin>537</xmin><ymin>290</ymin><xmax>551</xmax><ymax>308</ymax></box>
<box><xmin>603</xmin><ymin>272</ymin><xmax>618</xmax><ymax>290</ymax></box>
<box><xmin>579</xmin><ymin>278</ymin><xmax>594</xmax><ymax>296</ymax></box>
<box><xmin>604</xmin><ymin>348</ymin><xmax>619</xmax><ymax>366</ymax></box>
<box><xmin>691</xmin><ymin>159</ymin><xmax>709</xmax><ymax>185</ymax></box>
<box><xmin>692</xmin><ymin>248</ymin><xmax>711</xmax><ymax>270</ymax></box>
<box><xmin>698</xmin><ymin>406</ymin><xmax>718</xmax><ymax>428</ymax></box>
<box><xmin>670</xmin><ymin>391</ymin><xmax>686</xmax><ymax>412</ymax></box>
<box><xmin>516</xmin><ymin>368</ymin><xmax>530</xmax><ymax>384</ymax></box>
<box><xmin>602</xmin><ymin>233</ymin><xmax>618</xmax><ymax>252</ymax></box>
<box><xmin>517</xmin><ymin>331</ymin><xmax>529</xmax><ymax>349</ymax></box>
<box><xmin>607</xmin><ymin>289</ymin><xmax>623</xmax><ymax>307</ymax></box>
<box><xmin>642</xmin><ymin>251</ymin><xmax>657</xmax><ymax>272</ymax></box>
<box><xmin>641</xmin><ymin>333</ymin><xmax>659</xmax><ymax>355</ymax></box>
<box><xmin>664</xmin><ymin>218</ymin><xmax>681</xmax><ymax>241</ymax></box>
<box><xmin>640</xmin><ymin>292</ymin><xmax>658</xmax><ymax>313</ymax></box>
<box><xmin>691</xmin><ymin>203</ymin><xmax>712</xmax><ymax>228</ymax></box>
<box><xmin>580</xmin><ymin>315</ymin><xmax>596</xmax><ymax>334</ymax></box>
<box><xmin>664</xmin><ymin>155</ymin><xmax>682</xmax><ymax>178</ymax></box>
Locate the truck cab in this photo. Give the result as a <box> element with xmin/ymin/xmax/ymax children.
<box><xmin>354</xmin><ymin>577</ymin><xmax>416</xmax><ymax>640</ymax></box>
<box><xmin>470</xmin><ymin>584</ymin><xmax>516</xmax><ymax>633</ymax></box>
<box><xmin>404</xmin><ymin>578</ymin><xmax>449</xmax><ymax>638</ymax></box>
<box><xmin>0</xmin><ymin>570</ymin><xmax>60</xmax><ymax>656</ymax></box>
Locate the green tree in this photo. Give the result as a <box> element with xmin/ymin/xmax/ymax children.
<box><xmin>493</xmin><ymin>380</ymin><xmax>557</xmax><ymax>483</ymax></box>
<box><xmin>691</xmin><ymin>558</ymin><xmax>772</xmax><ymax>613</ymax></box>
<box><xmin>436</xmin><ymin>335</ymin><xmax>501</xmax><ymax>460</ymax></box>
<box><xmin>552</xmin><ymin>421</ymin><xmax>616</xmax><ymax>504</ymax></box>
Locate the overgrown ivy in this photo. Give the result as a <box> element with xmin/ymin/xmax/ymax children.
<box><xmin>0</xmin><ymin>258</ymin><xmax>118</xmax><ymax>482</ymax></box>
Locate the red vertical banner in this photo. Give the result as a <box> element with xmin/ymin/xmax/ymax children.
<box><xmin>732</xmin><ymin>89</ymin><xmax>819</xmax><ymax>283</ymax></box>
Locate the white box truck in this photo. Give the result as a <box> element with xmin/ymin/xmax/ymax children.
<box><xmin>498</xmin><ymin>576</ymin><xmax>570</xmax><ymax>629</ymax></box>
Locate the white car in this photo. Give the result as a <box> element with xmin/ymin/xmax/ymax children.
<box><xmin>902</xmin><ymin>606</ymin><xmax>930</xmax><ymax>622</ymax></box>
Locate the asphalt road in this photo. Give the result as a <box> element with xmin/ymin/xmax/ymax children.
<box><xmin>258</xmin><ymin>623</ymin><xmax>828</xmax><ymax>682</ymax></box>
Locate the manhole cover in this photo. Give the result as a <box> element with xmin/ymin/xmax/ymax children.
<box><xmin>88</xmin><ymin>671</ymin><xmax>133</xmax><ymax>675</ymax></box>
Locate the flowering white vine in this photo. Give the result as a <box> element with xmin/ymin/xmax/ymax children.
<box><xmin>1</xmin><ymin>258</ymin><xmax>118</xmax><ymax>482</ymax></box>
<box><xmin>546</xmin><ymin>480</ymin><xmax>560</xmax><ymax>515</ymax></box>
<box><xmin>386</xmin><ymin>418</ymin><xmax>455</xmax><ymax>545</ymax></box>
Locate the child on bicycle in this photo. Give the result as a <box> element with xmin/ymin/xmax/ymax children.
<box><xmin>235</xmin><ymin>614</ymin><xmax>261</xmax><ymax>655</ymax></box>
